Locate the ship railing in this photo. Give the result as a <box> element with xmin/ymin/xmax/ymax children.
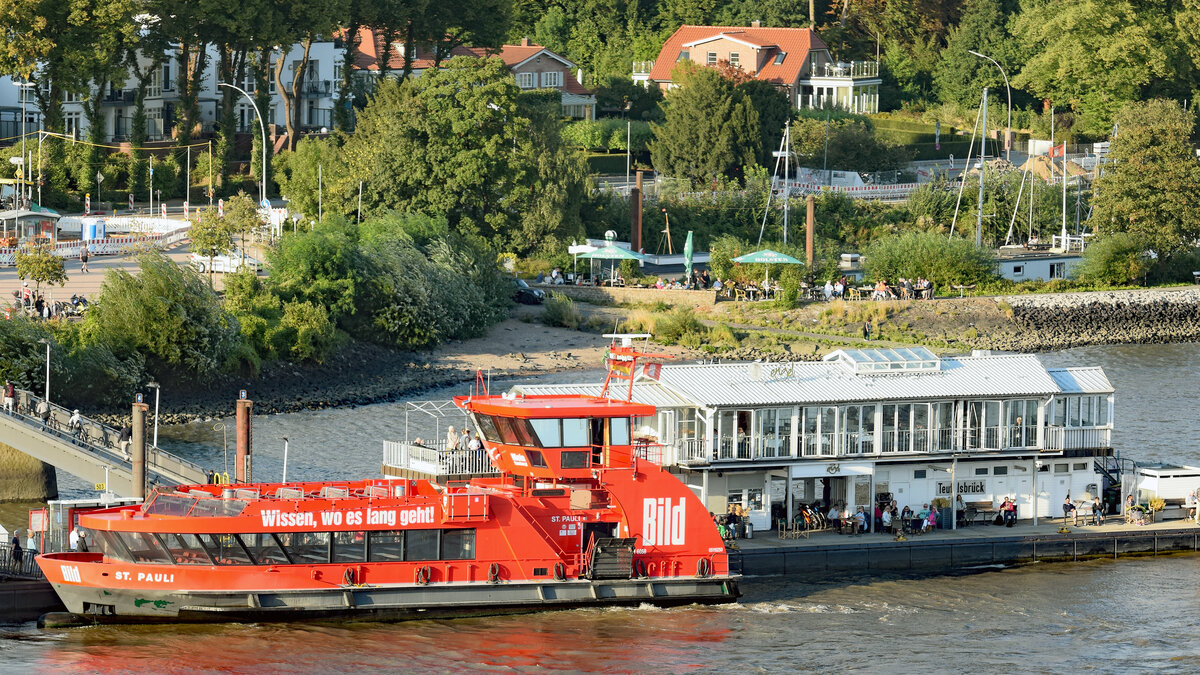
<box><xmin>383</xmin><ymin>440</ymin><xmax>497</xmax><ymax>476</ymax></box>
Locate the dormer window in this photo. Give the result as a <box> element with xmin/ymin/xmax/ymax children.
<box><xmin>774</xmin><ymin>52</ymin><xmax>786</xmax><ymax>65</ymax></box>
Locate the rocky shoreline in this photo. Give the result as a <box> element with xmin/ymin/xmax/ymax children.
<box><xmin>983</xmin><ymin>287</ymin><xmax>1200</xmax><ymax>352</ymax></box>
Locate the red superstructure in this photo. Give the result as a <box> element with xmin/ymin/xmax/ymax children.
<box><xmin>36</xmin><ymin>341</ymin><xmax>738</xmax><ymax>624</ymax></box>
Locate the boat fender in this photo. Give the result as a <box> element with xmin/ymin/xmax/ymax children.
<box><xmin>488</xmin><ymin>562</ymin><xmax>501</xmax><ymax>583</ymax></box>
<box><xmin>553</xmin><ymin>561</ymin><xmax>567</xmax><ymax>581</ymax></box>
<box><xmin>635</xmin><ymin>559</ymin><xmax>648</xmax><ymax>578</ymax></box>
<box><xmin>343</xmin><ymin>567</ymin><xmax>355</xmax><ymax>586</ymax></box>
<box><xmin>416</xmin><ymin>565</ymin><xmax>431</xmax><ymax>585</ymax></box>
<box><xmin>696</xmin><ymin>557</ymin><xmax>711</xmax><ymax>578</ymax></box>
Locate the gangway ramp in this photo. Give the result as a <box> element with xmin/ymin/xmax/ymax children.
<box><xmin>0</xmin><ymin>391</ymin><xmax>207</xmax><ymax>496</ymax></box>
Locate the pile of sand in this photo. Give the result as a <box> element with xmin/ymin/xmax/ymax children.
<box><xmin>1018</xmin><ymin>155</ymin><xmax>1088</xmax><ymax>182</ymax></box>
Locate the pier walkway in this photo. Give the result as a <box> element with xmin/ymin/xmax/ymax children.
<box><xmin>0</xmin><ymin>389</ymin><xmax>206</xmax><ymax>496</ymax></box>
<box><xmin>730</xmin><ymin>517</ymin><xmax>1200</xmax><ymax>576</ymax></box>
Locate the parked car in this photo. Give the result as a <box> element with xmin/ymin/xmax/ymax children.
<box><xmin>512</xmin><ymin>278</ymin><xmax>545</xmax><ymax>305</ymax></box>
<box><xmin>191</xmin><ymin>249</ymin><xmax>261</xmax><ymax>274</ymax></box>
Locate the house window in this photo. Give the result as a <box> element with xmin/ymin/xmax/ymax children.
<box><xmin>1049</xmin><ymin>262</ymin><xmax>1066</xmax><ymax>279</ymax></box>
<box><xmin>729</xmin><ymin>52</ymin><xmax>740</xmax><ymax>67</ymax></box>
<box><xmin>541</xmin><ymin>71</ymin><xmax>562</xmax><ymax>88</ymax></box>
<box><xmin>1054</xmin><ymin>463</ymin><xmax>1069</xmax><ymax>473</ymax></box>
<box><xmin>162</xmin><ymin>63</ymin><xmax>172</xmax><ymax>91</ymax></box>
<box><xmin>1012</xmin><ymin>265</ymin><xmax>1024</xmax><ymax>277</ymax></box>
<box><xmin>333</xmin><ymin>64</ymin><xmax>343</xmax><ymax>83</ymax></box>
<box><xmin>64</xmin><ymin>112</ymin><xmax>81</xmax><ymax>135</ymax></box>
<box><xmin>706</xmin><ymin>52</ymin><xmax>717</xmax><ymax>66</ymax></box>
<box><xmin>517</xmin><ymin>72</ymin><xmax>536</xmax><ymax>89</ymax></box>
<box><xmin>677</xmin><ymin>51</ymin><xmax>689</xmax><ymax>62</ymax></box>
<box><xmin>774</xmin><ymin>52</ymin><xmax>786</xmax><ymax>65</ymax></box>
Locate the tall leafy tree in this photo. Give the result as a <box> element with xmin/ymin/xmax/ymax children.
<box><xmin>271</xmin><ymin>0</ymin><xmax>350</xmax><ymax>152</ymax></box>
<box><xmin>649</xmin><ymin>63</ymin><xmax>761</xmax><ymax>185</ymax></box>
<box><xmin>932</xmin><ymin>0</ymin><xmax>1020</xmax><ymax>108</ymax></box>
<box><xmin>1090</xmin><ymin>99</ymin><xmax>1200</xmax><ymax>274</ymax></box>
<box><xmin>1012</xmin><ymin>0</ymin><xmax>1184</xmax><ymax>134</ymax></box>
<box><xmin>737</xmin><ymin>79</ymin><xmax>792</xmax><ymax>168</ymax></box>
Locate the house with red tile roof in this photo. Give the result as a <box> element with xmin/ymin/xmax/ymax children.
<box><xmin>633</xmin><ymin>21</ymin><xmax>881</xmax><ymax>114</ymax></box>
<box><xmin>353</xmin><ymin>29</ymin><xmax>595</xmax><ymax>119</ymax></box>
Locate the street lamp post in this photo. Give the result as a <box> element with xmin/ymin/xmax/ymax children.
<box><xmin>13</xmin><ymin>81</ymin><xmax>34</xmax><ymax>207</ymax></box>
<box><xmin>37</xmin><ymin>338</ymin><xmax>49</xmax><ymax>402</ymax></box>
<box><xmin>147</xmin><ymin>381</ymin><xmax>160</xmax><ymax>449</ymax></box>
<box><xmin>217</xmin><ymin>82</ymin><xmax>267</xmax><ymax>205</ymax></box>
<box><xmin>968</xmin><ymin>50</ymin><xmax>1012</xmax><ymax>163</ymax></box>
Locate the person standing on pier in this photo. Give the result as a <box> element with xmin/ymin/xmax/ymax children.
<box><xmin>2</xmin><ymin>380</ymin><xmax>13</xmax><ymax>413</ymax></box>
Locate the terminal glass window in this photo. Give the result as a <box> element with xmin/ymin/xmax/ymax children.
<box><xmin>441</xmin><ymin>529</ymin><xmax>476</xmax><ymax>560</ymax></box>
<box><xmin>198</xmin><ymin>533</ymin><xmax>252</xmax><ymax>565</ymax></box>
<box><xmin>406</xmin><ymin>529</ymin><xmax>440</xmax><ymax>561</ymax></box>
<box><xmin>238</xmin><ymin>533</ymin><xmax>291</xmax><ymax>564</ymax></box>
<box><xmin>333</xmin><ymin>531</ymin><xmax>367</xmax><ymax>563</ymax></box>
<box><xmin>932</xmin><ymin>402</ymin><xmax>954</xmax><ymax>451</ymax></box>
<box><xmin>368</xmin><ymin>531</ymin><xmax>404</xmax><ymax>562</ymax></box>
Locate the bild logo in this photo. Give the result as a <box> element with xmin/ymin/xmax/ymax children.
<box><xmin>643</xmin><ymin>497</ymin><xmax>686</xmax><ymax>547</ymax></box>
<box><xmin>61</xmin><ymin>565</ymin><xmax>82</xmax><ymax>583</ymax></box>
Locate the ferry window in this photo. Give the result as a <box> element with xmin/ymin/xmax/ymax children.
<box><xmin>562</xmin><ymin>419</ymin><xmax>589</xmax><ymax>446</ymax></box>
<box><xmin>98</xmin><ymin>531</ymin><xmax>133</xmax><ymax>562</ymax></box>
<box><xmin>237</xmin><ymin>533</ymin><xmax>291</xmax><ymax>564</ymax></box>
<box><xmin>119</xmin><ymin>532</ymin><xmax>173</xmax><ymax>564</ymax></box>
<box><xmin>529</xmin><ymin>419</ymin><xmax>562</xmax><ymax>447</ymax></box>
<box><xmin>406</xmin><ymin>529</ymin><xmax>440</xmax><ymax>561</ymax></box>
<box><xmin>156</xmin><ymin>533</ymin><xmax>214</xmax><ymax>565</ymax></box>
<box><xmin>368</xmin><ymin>531</ymin><xmax>404</xmax><ymax>562</ymax></box>
<box><xmin>560</xmin><ymin>451</ymin><xmax>589</xmax><ymax>469</ymax></box>
<box><xmin>441</xmin><ymin>528</ymin><xmax>475</xmax><ymax>560</ymax></box>
<box><xmin>144</xmin><ymin>494</ymin><xmax>196</xmax><ymax>516</ymax></box>
<box><xmin>526</xmin><ymin>449</ymin><xmax>548</xmax><ymax>468</ymax></box>
<box><xmin>497</xmin><ymin>416</ymin><xmax>539</xmax><ymax>447</ymax></box>
<box><xmin>333</xmin><ymin>531</ymin><xmax>367</xmax><ymax>563</ymax></box>
<box><xmin>191</xmin><ymin>498</ymin><xmax>248</xmax><ymax>517</ymax></box>
<box><xmin>199</xmin><ymin>533</ymin><xmax>252</xmax><ymax>565</ymax></box>
<box><xmin>475</xmin><ymin>414</ymin><xmax>502</xmax><ymax>443</ymax></box>
<box><xmin>609</xmin><ymin>418</ymin><xmax>630</xmax><ymax>445</ymax></box>
<box><xmin>993</xmin><ymin>466</ymin><xmax>1008</xmax><ymax>475</ymax></box>
<box><xmin>281</xmin><ymin>532</ymin><xmax>330</xmax><ymax>563</ymax></box>
<box><xmin>1073</xmin><ymin>462</ymin><xmax>1088</xmax><ymax>471</ymax></box>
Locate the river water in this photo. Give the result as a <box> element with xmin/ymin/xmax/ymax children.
<box><xmin>4</xmin><ymin>344</ymin><xmax>1200</xmax><ymax>672</ymax></box>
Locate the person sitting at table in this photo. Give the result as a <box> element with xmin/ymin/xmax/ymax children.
<box><xmin>854</xmin><ymin>506</ymin><xmax>866</xmax><ymax>534</ymax></box>
<box><xmin>1002</xmin><ymin>497</ymin><xmax>1017</xmax><ymax>526</ymax></box>
<box><xmin>712</xmin><ymin>278</ymin><xmax>723</xmax><ymax>292</ymax></box>
<box><xmin>841</xmin><ymin>504</ymin><xmax>853</xmax><ymax>533</ymax></box>
<box><xmin>833</xmin><ymin>280</ymin><xmax>844</xmax><ymax>298</ymax></box>
<box><xmin>700</xmin><ymin>269</ymin><xmax>710</xmax><ymax>289</ymax></box>
<box><xmin>881</xmin><ymin>506</ymin><xmax>893</xmax><ymax>532</ymax></box>
<box><xmin>827</xmin><ymin>503</ymin><xmax>841</xmax><ymax>531</ymax></box>
<box><xmin>916</xmin><ymin>503</ymin><xmax>931</xmax><ymax>531</ymax></box>
<box><xmin>535</xmin><ymin>271</ymin><xmax>545</xmax><ymax>284</ymax></box>
<box><xmin>823</xmin><ymin>279</ymin><xmax>834</xmax><ymax>300</ymax></box>
<box><xmin>872</xmin><ymin>279</ymin><xmax>889</xmax><ymax>300</ymax></box>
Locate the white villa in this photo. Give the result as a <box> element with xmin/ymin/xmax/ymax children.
<box><xmin>513</xmin><ymin>347</ymin><xmax>1115</xmax><ymax>532</ymax></box>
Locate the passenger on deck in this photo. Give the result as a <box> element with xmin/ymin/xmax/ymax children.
<box><xmin>446</xmin><ymin>426</ymin><xmax>460</xmax><ymax>450</ymax></box>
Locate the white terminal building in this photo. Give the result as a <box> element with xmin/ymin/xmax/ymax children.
<box><xmin>514</xmin><ymin>347</ymin><xmax>1114</xmax><ymax>532</ymax></box>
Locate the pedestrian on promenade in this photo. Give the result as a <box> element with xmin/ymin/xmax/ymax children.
<box><xmin>80</xmin><ymin>246</ymin><xmax>89</xmax><ymax>273</ymax></box>
<box><xmin>10</xmin><ymin>535</ymin><xmax>22</xmax><ymax>569</ymax></box>
<box><xmin>68</xmin><ymin>409</ymin><xmax>83</xmax><ymax>441</ymax></box>
<box><xmin>118</xmin><ymin>424</ymin><xmax>132</xmax><ymax>459</ymax></box>
<box><xmin>862</xmin><ymin>321</ymin><xmax>872</xmax><ymax>340</ymax></box>
<box><xmin>2</xmin><ymin>380</ymin><xmax>13</xmax><ymax>413</ymax></box>
<box><xmin>35</xmin><ymin>398</ymin><xmax>50</xmax><ymax>430</ymax></box>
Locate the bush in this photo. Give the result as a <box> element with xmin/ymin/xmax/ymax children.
<box><xmin>654</xmin><ymin>307</ymin><xmax>705</xmax><ymax>345</ymax></box>
<box><xmin>1077</xmin><ymin>233</ymin><xmax>1153</xmax><ymax>285</ymax></box>
<box><xmin>709</xmin><ymin>322</ymin><xmax>739</xmax><ymax>347</ymax></box>
<box><xmin>864</xmin><ymin>231</ymin><xmax>997</xmax><ymax>288</ymax></box>
<box><xmin>542</xmin><ymin>292</ymin><xmax>581</xmax><ymax>329</ymax></box>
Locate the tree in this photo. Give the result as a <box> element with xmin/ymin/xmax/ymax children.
<box><xmin>273</xmin><ymin>137</ymin><xmax>346</xmax><ymax>222</ymax></box>
<box><xmin>650</xmin><ymin>63</ymin><xmax>761</xmax><ymax>185</ymax></box>
<box><xmin>737</xmin><ymin>79</ymin><xmax>792</xmax><ymax>168</ymax></box>
<box><xmin>1076</xmin><ymin>232</ymin><xmax>1152</xmax><ymax>286</ymax></box>
<box><xmin>933</xmin><ymin>0</ymin><xmax>1020</xmax><ymax>108</ymax></box>
<box><xmin>1090</xmin><ymin>99</ymin><xmax>1200</xmax><ymax>277</ymax></box>
<box><xmin>15</xmin><ymin>245</ymin><xmax>68</xmax><ymax>293</ymax></box>
<box><xmin>1012</xmin><ymin>0</ymin><xmax>1187</xmax><ymax>134</ymax></box>
<box><xmin>189</xmin><ymin>207</ymin><xmax>234</xmax><ymax>286</ymax></box>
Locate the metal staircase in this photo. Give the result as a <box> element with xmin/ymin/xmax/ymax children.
<box><xmin>0</xmin><ymin>389</ymin><xmax>207</xmax><ymax>496</ymax></box>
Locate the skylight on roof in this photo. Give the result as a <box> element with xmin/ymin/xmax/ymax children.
<box><xmin>826</xmin><ymin>347</ymin><xmax>941</xmax><ymax>375</ymax></box>
<box><xmin>774</xmin><ymin>52</ymin><xmax>786</xmax><ymax>65</ymax></box>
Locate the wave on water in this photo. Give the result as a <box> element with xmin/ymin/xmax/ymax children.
<box><xmin>740</xmin><ymin>601</ymin><xmax>860</xmax><ymax>614</ymax></box>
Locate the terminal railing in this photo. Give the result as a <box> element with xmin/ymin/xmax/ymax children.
<box><xmin>0</xmin><ymin>541</ymin><xmax>44</xmax><ymax>579</ymax></box>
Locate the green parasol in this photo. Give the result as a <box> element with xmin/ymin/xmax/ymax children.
<box><xmin>683</xmin><ymin>231</ymin><xmax>694</xmax><ymax>281</ymax></box>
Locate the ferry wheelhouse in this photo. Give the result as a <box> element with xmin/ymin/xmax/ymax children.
<box><xmin>36</xmin><ymin>346</ymin><xmax>738</xmax><ymax>624</ymax></box>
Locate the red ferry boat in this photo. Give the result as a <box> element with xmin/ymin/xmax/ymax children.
<box><xmin>36</xmin><ymin>343</ymin><xmax>739</xmax><ymax>624</ymax></box>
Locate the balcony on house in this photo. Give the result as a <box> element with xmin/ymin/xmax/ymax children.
<box><xmin>101</xmin><ymin>89</ymin><xmax>137</xmax><ymax>105</ymax></box>
<box><xmin>813</xmin><ymin>61</ymin><xmax>879</xmax><ymax>79</ymax></box>
<box><xmin>300</xmin><ymin>79</ymin><xmax>333</xmax><ymax>97</ymax></box>
<box><xmin>300</xmin><ymin>107</ymin><xmax>333</xmax><ymax>131</ymax></box>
